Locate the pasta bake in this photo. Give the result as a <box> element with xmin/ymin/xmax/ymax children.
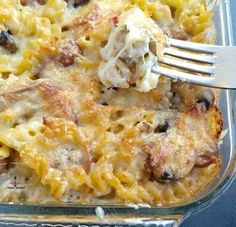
<box><xmin>0</xmin><ymin>0</ymin><xmax>223</xmax><ymax>206</ymax></box>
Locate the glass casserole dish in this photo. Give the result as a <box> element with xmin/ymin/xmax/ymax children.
<box><xmin>0</xmin><ymin>0</ymin><xmax>235</xmax><ymax>226</ymax></box>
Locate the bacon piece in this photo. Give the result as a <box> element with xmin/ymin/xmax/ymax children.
<box><xmin>111</xmin><ymin>16</ymin><xmax>118</xmax><ymax>27</ymax></box>
<box><xmin>195</xmin><ymin>152</ymin><xmax>220</xmax><ymax>168</ymax></box>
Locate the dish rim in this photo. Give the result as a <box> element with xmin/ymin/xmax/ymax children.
<box><xmin>0</xmin><ymin>0</ymin><xmax>235</xmax><ymax>224</ymax></box>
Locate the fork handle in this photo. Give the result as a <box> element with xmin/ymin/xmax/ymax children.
<box><xmin>210</xmin><ymin>46</ymin><xmax>236</xmax><ymax>89</ymax></box>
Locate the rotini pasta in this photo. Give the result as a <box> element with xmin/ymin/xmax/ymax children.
<box><xmin>0</xmin><ymin>0</ymin><xmax>223</xmax><ymax>206</ymax></box>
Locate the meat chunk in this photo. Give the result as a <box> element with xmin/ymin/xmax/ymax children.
<box><xmin>57</xmin><ymin>39</ymin><xmax>81</xmax><ymax>67</ymax></box>
<box><xmin>170</xmin><ymin>24</ymin><xmax>189</xmax><ymax>41</ymax></box>
<box><xmin>0</xmin><ymin>158</ymin><xmax>8</xmax><ymax>173</ymax></box>
<box><xmin>0</xmin><ymin>31</ymin><xmax>18</xmax><ymax>53</ymax></box>
<box><xmin>143</xmin><ymin>108</ymin><xmax>221</xmax><ymax>182</ymax></box>
<box><xmin>159</xmin><ymin>21</ymin><xmax>189</xmax><ymax>41</ymax></box>
<box><xmin>144</xmin><ymin>141</ymin><xmax>195</xmax><ymax>182</ymax></box>
<box><xmin>145</xmin><ymin>140</ymin><xmax>219</xmax><ymax>182</ymax></box>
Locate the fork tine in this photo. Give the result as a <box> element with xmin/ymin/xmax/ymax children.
<box><xmin>164</xmin><ymin>48</ymin><xmax>217</xmax><ymax>64</ymax></box>
<box><xmin>152</xmin><ymin>66</ymin><xmax>215</xmax><ymax>86</ymax></box>
<box><xmin>168</xmin><ymin>38</ymin><xmax>216</xmax><ymax>54</ymax></box>
<box><xmin>160</xmin><ymin>57</ymin><xmax>216</xmax><ymax>74</ymax></box>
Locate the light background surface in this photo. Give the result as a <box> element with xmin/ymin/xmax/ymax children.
<box><xmin>181</xmin><ymin>1</ymin><xmax>236</xmax><ymax>226</ymax></box>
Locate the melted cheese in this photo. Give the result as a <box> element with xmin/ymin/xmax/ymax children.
<box><xmin>0</xmin><ymin>0</ymin><xmax>222</xmax><ymax>206</ymax></box>
<box><xmin>98</xmin><ymin>7</ymin><xmax>166</xmax><ymax>92</ymax></box>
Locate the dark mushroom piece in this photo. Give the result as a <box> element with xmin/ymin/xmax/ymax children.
<box><xmin>20</xmin><ymin>0</ymin><xmax>47</xmax><ymax>5</ymax></box>
<box><xmin>108</xmin><ymin>87</ymin><xmax>119</xmax><ymax>91</ymax></box>
<box><xmin>65</xmin><ymin>0</ymin><xmax>90</xmax><ymax>7</ymax></box>
<box><xmin>171</xmin><ymin>83</ymin><xmax>215</xmax><ymax>113</ymax></box>
<box><xmin>196</xmin><ymin>89</ymin><xmax>215</xmax><ymax>112</ymax></box>
<box><xmin>189</xmin><ymin>88</ymin><xmax>215</xmax><ymax>114</ymax></box>
<box><xmin>0</xmin><ymin>31</ymin><xmax>18</xmax><ymax>54</ymax></box>
<box><xmin>150</xmin><ymin>161</ymin><xmax>178</xmax><ymax>183</ymax></box>
<box><xmin>160</xmin><ymin>171</ymin><xmax>177</xmax><ymax>182</ymax></box>
<box><xmin>154</xmin><ymin>122</ymin><xmax>169</xmax><ymax>133</ymax></box>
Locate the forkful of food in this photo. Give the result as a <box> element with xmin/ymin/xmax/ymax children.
<box><xmin>98</xmin><ymin>8</ymin><xmax>236</xmax><ymax>91</ymax></box>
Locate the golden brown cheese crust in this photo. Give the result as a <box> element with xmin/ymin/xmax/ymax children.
<box><xmin>0</xmin><ymin>78</ymin><xmax>80</xmax><ymax>126</ymax></box>
<box><xmin>143</xmin><ymin>107</ymin><xmax>222</xmax><ymax>181</ymax></box>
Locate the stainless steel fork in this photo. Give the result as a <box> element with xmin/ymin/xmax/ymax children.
<box><xmin>152</xmin><ymin>38</ymin><xmax>236</xmax><ymax>89</ymax></box>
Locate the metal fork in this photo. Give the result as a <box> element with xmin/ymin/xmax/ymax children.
<box><xmin>152</xmin><ymin>38</ymin><xmax>236</xmax><ymax>89</ymax></box>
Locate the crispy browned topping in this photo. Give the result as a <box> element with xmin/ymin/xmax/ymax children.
<box><xmin>39</xmin><ymin>81</ymin><xmax>79</xmax><ymax>124</ymax></box>
<box><xmin>38</xmin><ymin>81</ymin><xmax>63</xmax><ymax>98</ymax></box>
<box><xmin>143</xmin><ymin>106</ymin><xmax>222</xmax><ymax>182</ymax></box>
<box><xmin>57</xmin><ymin>39</ymin><xmax>81</xmax><ymax>67</ymax></box>
<box><xmin>72</xmin><ymin>5</ymin><xmax>101</xmax><ymax>33</ymax></box>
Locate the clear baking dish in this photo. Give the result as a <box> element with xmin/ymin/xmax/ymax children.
<box><xmin>0</xmin><ymin>0</ymin><xmax>235</xmax><ymax>226</ymax></box>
